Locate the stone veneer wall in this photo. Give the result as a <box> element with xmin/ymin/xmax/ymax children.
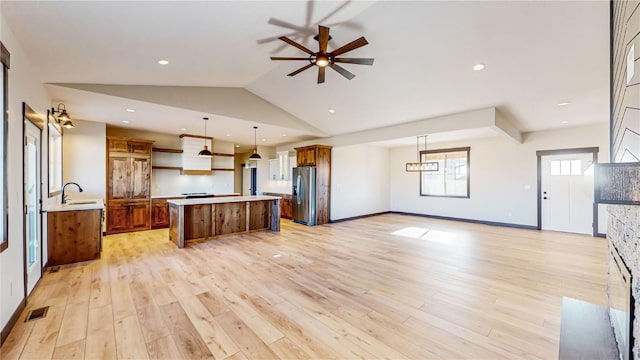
<box><xmin>608</xmin><ymin>205</ymin><xmax>640</xmax><ymax>359</ymax></box>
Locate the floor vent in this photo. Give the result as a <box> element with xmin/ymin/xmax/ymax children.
<box><xmin>25</xmin><ymin>306</ymin><xmax>49</xmax><ymax>322</ymax></box>
<box><xmin>49</xmin><ymin>266</ymin><xmax>60</xmax><ymax>273</ymax></box>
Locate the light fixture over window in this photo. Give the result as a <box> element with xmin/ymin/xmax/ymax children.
<box><xmin>406</xmin><ymin>135</ymin><xmax>439</xmax><ymax>172</ymax></box>
<box><xmin>249</xmin><ymin>126</ymin><xmax>261</xmax><ymax>160</ymax></box>
<box><xmin>198</xmin><ymin>117</ymin><xmax>212</xmax><ymax>157</ymax></box>
<box><xmin>52</xmin><ymin>103</ymin><xmax>75</xmax><ymax>129</ymax></box>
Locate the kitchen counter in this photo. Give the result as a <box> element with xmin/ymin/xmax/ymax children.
<box><xmin>151</xmin><ymin>193</ymin><xmax>240</xmax><ymax>199</ymax></box>
<box><xmin>44</xmin><ymin>199</ymin><xmax>105</xmax><ymax>212</ymax></box>
<box><xmin>168</xmin><ymin>195</ymin><xmax>280</xmax><ymax>248</ymax></box>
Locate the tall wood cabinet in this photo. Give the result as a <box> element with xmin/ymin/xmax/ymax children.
<box><xmin>294</xmin><ymin>145</ymin><xmax>332</xmax><ymax>225</ymax></box>
<box><xmin>107</xmin><ymin>137</ymin><xmax>154</xmax><ymax>234</ymax></box>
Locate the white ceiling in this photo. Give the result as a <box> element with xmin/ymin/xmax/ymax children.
<box><xmin>1</xmin><ymin>1</ymin><xmax>609</xmax><ymax>149</ymax></box>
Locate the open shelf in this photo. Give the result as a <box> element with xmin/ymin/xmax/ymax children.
<box><xmin>211</xmin><ymin>168</ymin><xmax>235</xmax><ymax>172</ymax></box>
<box><xmin>152</xmin><ymin>166</ymin><xmax>182</xmax><ymax>171</ymax></box>
<box><xmin>212</xmin><ymin>152</ymin><xmax>234</xmax><ymax>157</ymax></box>
<box><xmin>152</xmin><ymin>147</ymin><xmax>183</xmax><ymax>153</ymax></box>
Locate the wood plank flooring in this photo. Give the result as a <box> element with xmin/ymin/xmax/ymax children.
<box><xmin>1</xmin><ymin>214</ymin><xmax>607</xmax><ymax>359</ymax></box>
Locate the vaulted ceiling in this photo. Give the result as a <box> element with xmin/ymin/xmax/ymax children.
<box><xmin>1</xmin><ymin>1</ymin><xmax>609</xmax><ymax>149</ymax></box>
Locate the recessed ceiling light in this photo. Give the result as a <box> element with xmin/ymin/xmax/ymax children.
<box><xmin>126</xmin><ymin>109</ymin><xmax>135</xmax><ymax>113</ymax></box>
<box><xmin>180</xmin><ymin>127</ymin><xmax>187</xmax><ymax>131</ymax></box>
<box><xmin>328</xmin><ymin>109</ymin><xmax>336</xmax><ymax>114</ymax></box>
<box><xmin>235</xmin><ymin>144</ymin><xmax>240</xmax><ymax>148</ymax></box>
<box><xmin>473</xmin><ymin>63</ymin><xmax>485</xmax><ymax>71</ymax></box>
<box><xmin>560</xmin><ymin>120</ymin><xmax>569</xmax><ymax>124</ymax></box>
<box><xmin>261</xmin><ymin>138</ymin><xmax>266</xmax><ymax>142</ymax></box>
<box><xmin>282</xmin><ymin>134</ymin><xmax>287</xmax><ymax>137</ymax></box>
<box><xmin>225</xmin><ymin>134</ymin><xmax>231</xmax><ymax>137</ymax></box>
<box><xmin>557</xmin><ymin>102</ymin><xmax>570</xmax><ymax>107</ymax></box>
<box><xmin>157</xmin><ymin>59</ymin><xmax>169</xmax><ymax>65</ymax></box>
<box><xmin>122</xmin><ymin>120</ymin><xmax>129</xmax><ymax>124</ymax></box>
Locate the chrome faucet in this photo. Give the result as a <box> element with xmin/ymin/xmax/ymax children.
<box><xmin>61</xmin><ymin>182</ymin><xmax>84</xmax><ymax>204</ymax></box>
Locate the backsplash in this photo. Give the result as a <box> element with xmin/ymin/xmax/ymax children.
<box><xmin>152</xmin><ymin>169</ymin><xmax>234</xmax><ymax>196</ymax></box>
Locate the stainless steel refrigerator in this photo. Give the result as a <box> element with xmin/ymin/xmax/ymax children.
<box><xmin>292</xmin><ymin>166</ymin><xmax>316</xmax><ymax>226</ymax></box>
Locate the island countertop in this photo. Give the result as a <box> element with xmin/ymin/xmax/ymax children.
<box><xmin>167</xmin><ymin>195</ymin><xmax>281</xmax><ymax>206</ymax></box>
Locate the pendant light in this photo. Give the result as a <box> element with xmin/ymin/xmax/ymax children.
<box><xmin>405</xmin><ymin>135</ymin><xmax>439</xmax><ymax>172</ymax></box>
<box><xmin>198</xmin><ymin>117</ymin><xmax>212</xmax><ymax>157</ymax></box>
<box><xmin>249</xmin><ymin>126</ymin><xmax>261</xmax><ymax>160</ymax></box>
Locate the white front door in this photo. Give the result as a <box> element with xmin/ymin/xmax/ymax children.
<box><xmin>242</xmin><ymin>167</ymin><xmax>252</xmax><ymax>196</ymax></box>
<box><xmin>541</xmin><ymin>153</ymin><xmax>594</xmax><ymax>234</ymax></box>
<box><xmin>24</xmin><ymin>120</ymin><xmax>42</xmax><ymax>295</ymax></box>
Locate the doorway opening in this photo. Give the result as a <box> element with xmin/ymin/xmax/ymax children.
<box><xmin>537</xmin><ymin>147</ymin><xmax>599</xmax><ymax>236</ymax></box>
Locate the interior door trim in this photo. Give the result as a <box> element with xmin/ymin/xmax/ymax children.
<box><xmin>22</xmin><ymin>102</ymin><xmax>43</xmax><ymax>299</ymax></box>
<box><xmin>536</xmin><ymin>147</ymin><xmax>599</xmax><ymax>236</ymax></box>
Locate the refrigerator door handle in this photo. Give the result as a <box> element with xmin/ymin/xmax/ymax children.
<box><xmin>296</xmin><ymin>174</ymin><xmax>302</xmax><ymax>204</ymax></box>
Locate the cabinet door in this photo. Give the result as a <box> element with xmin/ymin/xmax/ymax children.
<box><xmin>269</xmin><ymin>159</ymin><xmax>279</xmax><ymax>180</ymax></box>
<box><xmin>128</xmin><ymin>141</ymin><xmax>152</xmax><ymax>155</ymax></box>
<box><xmin>108</xmin><ymin>139</ymin><xmax>130</xmax><ymax>153</ymax></box>
<box><xmin>130</xmin><ymin>157</ymin><xmax>151</xmax><ymax>199</ymax></box>
<box><xmin>107</xmin><ymin>203</ymin><xmax>130</xmax><ymax>233</ymax></box>
<box><xmin>151</xmin><ymin>201</ymin><xmax>170</xmax><ymax>228</ymax></box>
<box><xmin>281</xmin><ymin>198</ymin><xmax>292</xmax><ymax>219</ymax></box>
<box><xmin>130</xmin><ymin>203</ymin><xmax>151</xmax><ymax>230</ymax></box>
<box><xmin>108</xmin><ymin>157</ymin><xmax>131</xmax><ymax>200</ymax></box>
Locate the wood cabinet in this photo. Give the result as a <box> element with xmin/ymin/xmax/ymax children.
<box><xmin>47</xmin><ymin>209</ymin><xmax>102</xmax><ymax>266</ymax></box>
<box><xmin>107</xmin><ymin>137</ymin><xmax>154</xmax><ymax>234</ymax></box>
<box><xmin>151</xmin><ymin>197</ymin><xmax>185</xmax><ymax>229</ymax></box>
<box><xmin>281</xmin><ymin>196</ymin><xmax>292</xmax><ymax>219</ymax></box>
<box><xmin>295</xmin><ymin>145</ymin><xmax>332</xmax><ymax>225</ymax></box>
<box><xmin>263</xmin><ymin>193</ymin><xmax>292</xmax><ymax>219</ymax></box>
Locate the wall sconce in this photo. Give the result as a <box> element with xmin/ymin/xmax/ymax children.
<box><xmin>51</xmin><ymin>103</ymin><xmax>75</xmax><ymax>129</ymax></box>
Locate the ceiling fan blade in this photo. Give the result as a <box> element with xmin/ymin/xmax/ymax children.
<box><xmin>328</xmin><ymin>63</ymin><xmax>355</xmax><ymax>80</ymax></box>
<box><xmin>316</xmin><ymin>1</ymin><xmax>352</xmax><ymax>25</ymax></box>
<box><xmin>318</xmin><ymin>25</ymin><xmax>330</xmax><ymax>53</ymax></box>
<box><xmin>318</xmin><ymin>66</ymin><xmax>326</xmax><ymax>84</ymax></box>
<box><xmin>278</xmin><ymin>36</ymin><xmax>315</xmax><ymax>55</ymax></box>
<box><xmin>287</xmin><ymin>63</ymin><xmax>315</xmax><ymax>77</ymax></box>
<box><xmin>333</xmin><ymin>58</ymin><xmax>375</xmax><ymax>65</ymax></box>
<box><xmin>268</xmin><ymin>18</ymin><xmax>308</xmax><ymax>32</ymax></box>
<box><xmin>271</xmin><ymin>57</ymin><xmax>310</xmax><ymax>61</ymax></box>
<box><xmin>330</xmin><ymin>37</ymin><xmax>369</xmax><ymax>57</ymax></box>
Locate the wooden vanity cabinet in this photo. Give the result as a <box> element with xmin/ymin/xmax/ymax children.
<box><xmin>106</xmin><ymin>137</ymin><xmax>154</xmax><ymax>234</ymax></box>
<box><xmin>48</xmin><ymin>209</ymin><xmax>102</xmax><ymax>266</ymax></box>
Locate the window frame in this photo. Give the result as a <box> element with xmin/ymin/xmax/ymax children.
<box><xmin>47</xmin><ymin>110</ymin><xmax>63</xmax><ymax>197</ymax></box>
<box><xmin>0</xmin><ymin>41</ymin><xmax>9</xmax><ymax>253</ymax></box>
<box><xmin>419</xmin><ymin>146</ymin><xmax>470</xmax><ymax>198</ymax></box>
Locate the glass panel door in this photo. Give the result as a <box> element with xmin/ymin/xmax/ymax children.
<box><xmin>25</xmin><ymin>120</ymin><xmax>41</xmax><ymax>295</ymax></box>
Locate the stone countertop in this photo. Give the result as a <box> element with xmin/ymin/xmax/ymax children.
<box><xmin>151</xmin><ymin>193</ymin><xmax>240</xmax><ymax>199</ymax></box>
<box><xmin>44</xmin><ymin>199</ymin><xmax>105</xmax><ymax>212</ymax></box>
<box><xmin>168</xmin><ymin>195</ymin><xmax>281</xmax><ymax>206</ymax></box>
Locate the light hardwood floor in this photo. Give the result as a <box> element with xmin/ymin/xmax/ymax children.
<box><xmin>1</xmin><ymin>214</ymin><xmax>607</xmax><ymax>359</ymax></box>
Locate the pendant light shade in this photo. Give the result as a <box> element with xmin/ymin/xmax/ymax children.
<box><xmin>249</xmin><ymin>126</ymin><xmax>261</xmax><ymax>160</ymax></box>
<box><xmin>198</xmin><ymin>117</ymin><xmax>213</xmax><ymax>157</ymax></box>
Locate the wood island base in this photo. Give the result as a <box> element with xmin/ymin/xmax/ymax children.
<box><xmin>168</xmin><ymin>195</ymin><xmax>281</xmax><ymax>248</ymax></box>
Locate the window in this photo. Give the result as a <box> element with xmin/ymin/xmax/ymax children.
<box><xmin>48</xmin><ymin>114</ymin><xmax>63</xmax><ymax>197</ymax></box>
<box><xmin>550</xmin><ymin>159</ymin><xmax>582</xmax><ymax>176</ymax></box>
<box><xmin>0</xmin><ymin>42</ymin><xmax>9</xmax><ymax>253</ymax></box>
<box><xmin>420</xmin><ymin>147</ymin><xmax>470</xmax><ymax>198</ymax></box>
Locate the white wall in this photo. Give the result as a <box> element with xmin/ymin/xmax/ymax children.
<box><xmin>106</xmin><ymin>127</ymin><xmax>236</xmax><ymax>196</ymax></box>
<box><xmin>1</xmin><ymin>17</ymin><xmax>53</xmax><ymax>332</ymax></box>
<box><xmin>390</xmin><ymin>123</ymin><xmax>609</xmax><ymax>226</ymax></box>
<box><xmin>63</xmin><ymin>119</ymin><xmax>106</xmax><ymax>201</ymax></box>
<box><xmin>331</xmin><ymin>145</ymin><xmax>390</xmax><ymax>220</ymax></box>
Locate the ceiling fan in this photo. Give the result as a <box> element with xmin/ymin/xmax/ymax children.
<box><xmin>270</xmin><ymin>25</ymin><xmax>374</xmax><ymax>84</ymax></box>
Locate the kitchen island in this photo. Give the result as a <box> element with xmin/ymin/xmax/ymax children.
<box><xmin>168</xmin><ymin>195</ymin><xmax>281</xmax><ymax>248</ymax></box>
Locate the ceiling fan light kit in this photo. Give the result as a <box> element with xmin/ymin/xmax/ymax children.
<box><xmin>271</xmin><ymin>25</ymin><xmax>374</xmax><ymax>84</ymax></box>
